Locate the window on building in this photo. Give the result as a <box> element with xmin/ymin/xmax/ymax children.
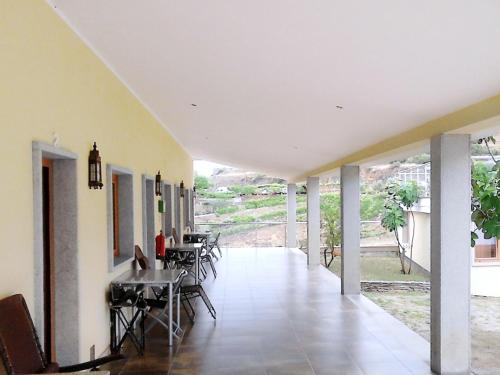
<box><xmin>107</xmin><ymin>166</ymin><xmax>134</xmax><ymax>271</ymax></box>
<box><xmin>474</xmin><ymin>239</ymin><xmax>500</xmax><ymax>262</ymax></box>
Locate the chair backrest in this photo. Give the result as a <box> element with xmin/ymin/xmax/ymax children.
<box><xmin>135</xmin><ymin>245</ymin><xmax>150</xmax><ymax>270</ymax></box>
<box><xmin>172</xmin><ymin>228</ymin><xmax>180</xmax><ymax>244</ymax></box>
<box><xmin>209</xmin><ymin>232</ymin><xmax>221</xmax><ymax>249</ymax></box>
<box><xmin>0</xmin><ymin>294</ymin><xmax>47</xmax><ymax>374</ymax></box>
<box><xmin>213</xmin><ymin>232</ymin><xmax>221</xmax><ymax>244</ymax></box>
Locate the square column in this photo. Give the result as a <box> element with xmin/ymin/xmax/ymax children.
<box><xmin>430</xmin><ymin>134</ymin><xmax>471</xmax><ymax>374</ymax></box>
<box><xmin>286</xmin><ymin>183</ymin><xmax>297</xmax><ymax>248</ymax></box>
<box><xmin>341</xmin><ymin>165</ymin><xmax>360</xmax><ymax>295</ymax></box>
<box><xmin>307</xmin><ymin>177</ymin><xmax>320</xmax><ymax>266</ymax></box>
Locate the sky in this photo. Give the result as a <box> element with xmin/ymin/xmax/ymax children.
<box><xmin>194</xmin><ymin>160</ymin><xmax>229</xmax><ymax>177</ymax></box>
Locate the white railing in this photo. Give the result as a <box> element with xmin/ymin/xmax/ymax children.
<box><xmin>397</xmin><ymin>162</ymin><xmax>431</xmax><ymax>197</ymax></box>
<box><xmin>195</xmin><ymin>220</ymin><xmax>395</xmax><ymax>248</ymax></box>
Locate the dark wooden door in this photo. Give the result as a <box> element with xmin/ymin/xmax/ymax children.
<box><xmin>42</xmin><ymin>158</ymin><xmax>55</xmax><ymax>361</ymax></box>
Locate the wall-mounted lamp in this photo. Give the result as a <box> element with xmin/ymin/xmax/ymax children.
<box><xmin>180</xmin><ymin>180</ymin><xmax>185</xmax><ymax>197</ymax></box>
<box><xmin>88</xmin><ymin>142</ymin><xmax>103</xmax><ymax>189</ymax></box>
<box><xmin>155</xmin><ymin>171</ymin><xmax>162</xmax><ymax>196</ymax></box>
<box><xmin>193</xmin><ymin>185</ymin><xmax>197</xmax><ymax>198</ymax></box>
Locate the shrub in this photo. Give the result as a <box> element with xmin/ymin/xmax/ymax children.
<box><xmin>194</xmin><ymin>175</ymin><xmax>210</xmax><ymax>190</ymax></box>
<box><xmin>229</xmin><ymin>185</ymin><xmax>257</xmax><ymax>195</ymax></box>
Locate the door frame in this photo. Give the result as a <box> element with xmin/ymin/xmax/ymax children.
<box><xmin>141</xmin><ymin>175</ymin><xmax>156</xmax><ymax>261</ymax></box>
<box><xmin>162</xmin><ymin>182</ymin><xmax>173</xmax><ymax>237</ymax></box>
<box><xmin>112</xmin><ymin>174</ymin><xmax>120</xmax><ymax>257</ymax></box>
<box><xmin>32</xmin><ymin>141</ymin><xmax>79</xmax><ymax>365</ymax></box>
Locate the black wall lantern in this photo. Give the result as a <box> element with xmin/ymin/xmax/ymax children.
<box><xmin>88</xmin><ymin>142</ymin><xmax>103</xmax><ymax>189</ymax></box>
<box><xmin>193</xmin><ymin>185</ymin><xmax>197</xmax><ymax>198</ymax></box>
<box><xmin>155</xmin><ymin>171</ymin><xmax>162</xmax><ymax>196</ymax></box>
<box><xmin>180</xmin><ymin>180</ymin><xmax>185</xmax><ymax>198</ymax></box>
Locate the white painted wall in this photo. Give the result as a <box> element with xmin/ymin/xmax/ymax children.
<box><xmin>408</xmin><ymin>211</ymin><xmax>431</xmax><ymax>272</ymax></box>
<box><xmin>471</xmin><ymin>262</ymin><xmax>500</xmax><ymax>297</ymax></box>
<box><xmin>410</xmin><ymin>206</ymin><xmax>500</xmax><ymax>297</ymax></box>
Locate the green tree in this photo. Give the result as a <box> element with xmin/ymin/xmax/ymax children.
<box><xmin>360</xmin><ymin>193</ymin><xmax>385</xmax><ymax>220</ymax></box>
<box><xmin>381</xmin><ymin>180</ymin><xmax>420</xmax><ymax>274</ymax></box>
<box><xmin>323</xmin><ymin>209</ymin><xmax>341</xmax><ymax>251</ymax></box>
<box><xmin>194</xmin><ymin>175</ymin><xmax>210</xmax><ymax>190</ymax></box>
<box><xmin>471</xmin><ymin>137</ymin><xmax>500</xmax><ymax>246</ymax></box>
<box><xmin>320</xmin><ymin>194</ymin><xmax>341</xmax><ymax>266</ymax></box>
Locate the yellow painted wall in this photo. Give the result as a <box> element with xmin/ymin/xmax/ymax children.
<box><xmin>0</xmin><ymin>0</ymin><xmax>192</xmax><ymax>361</ymax></box>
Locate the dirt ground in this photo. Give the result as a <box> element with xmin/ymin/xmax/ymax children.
<box><xmin>364</xmin><ymin>291</ymin><xmax>500</xmax><ymax>375</ymax></box>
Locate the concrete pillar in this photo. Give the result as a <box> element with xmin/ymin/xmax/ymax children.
<box><xmin>430</xmin><ymin>134</ymin><xmax>471</xmax><ymax>374</ymax></box>
<box><xmin>286</xmin><ymin>183</ymin><xmax>297</xmax><ymax>248</ymax></box>
<box><xmin>341</xmin><ymin>165</ymin><xmax>360</xmax><ymax>295</ymax></box>
<box><xmin>307</xmin><ymin>177</ymin><xmax>320</xmax><ymax>266</ymax></box>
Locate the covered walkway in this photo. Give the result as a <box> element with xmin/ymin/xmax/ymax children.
<box><xmin>112</xmin><ymin>248</ymin><xmax>431</xmax><ymax>375</ymax></box>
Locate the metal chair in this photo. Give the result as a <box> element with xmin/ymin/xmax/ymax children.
<box><xmin>200</xmin><ymin>238</ymin><xmax>217</xmax><ymax>278</ymax></box>
<box><xmin>109</xmin><ymin>284</ymin><xmax>146</xmax><ymax>355</ymax></box>
<box><xmin>209</xmin><ymin>232</ymin><xmax>222</xmax><ymax>258</ymax></box>
<box><xmin>180</xmin><ymin>282</ymin><xmax>217</xmax><ymax>322</ymax></box>
<box><xmin>134</xmin><ymin>245</ymin><xmax>188</xmax><ymax>332</ymax></box>
<box><xmin>136</xmin><ymin>246</ymin><xmax>216</xmax><ymax>323</ymax></box>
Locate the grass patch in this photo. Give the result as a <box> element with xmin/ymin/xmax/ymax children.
<box><xmin>244</xmin><ymin>196</ymin><xmax>286</xmax><ymax>209</ymax></box>
<box><xmin>226</xmin><ymin>215</ymin><xmax>255</xmax><ymax>224</ymax></box>
<box><xmin>363</xmin><ymin>291</ymin><xmax>430</xmax><ymax>340</ymax></box>
<box><xmin>215</xmin><ymin>206</ymin><xmax>239</xmax><ymax>215</ymax></box>
<box><xmin>327</xmin><ymin>255</ymin><xmax>429</xmax><ymax>282</ymax></box>
<box><xmin>257</xmin><ymin>210</ymin><xmax>286</xmax><ymax>221</ymax></box>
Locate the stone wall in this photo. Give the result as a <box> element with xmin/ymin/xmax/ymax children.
<box><xmin>361</xmin><ymin>281</ymin><xmax>430</xmax><ymax>292</ymax></box>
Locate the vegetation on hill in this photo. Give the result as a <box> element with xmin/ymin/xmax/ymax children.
<box><xmin>194</xmin><ymin>175</ymin><xmax>211</xmax><ymax>190</ymax></box>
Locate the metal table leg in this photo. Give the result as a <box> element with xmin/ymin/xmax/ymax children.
<box><xmin>195</xmin><ymin>249</ymin><xmax>199</xmax><ymax>284</ymax></box>
<box><xmin>168</xmin><ymin>283</ymin><xmax>173</xmax><ymax>346</ymax></box>
<box><xmin>177</xmin><ymin>292</ymin><xmax>181</xmax><ymax>330</ymax></box>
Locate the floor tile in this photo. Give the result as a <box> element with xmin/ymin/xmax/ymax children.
<box><xmin>104</xmin><ymin>247</ymin><xmax>432</xmax><ymax>375</ymax></box>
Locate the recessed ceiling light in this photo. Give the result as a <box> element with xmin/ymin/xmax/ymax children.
<box><xmin>336</xmin><ymin>105</ymin><xmax>343</xmax><ymax>110</ymax></box>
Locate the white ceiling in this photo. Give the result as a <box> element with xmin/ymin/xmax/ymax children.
<box><xmin>49</xmin><ymin>0</ymin><xmax>500</xmax><ymax>180</ymax></box>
